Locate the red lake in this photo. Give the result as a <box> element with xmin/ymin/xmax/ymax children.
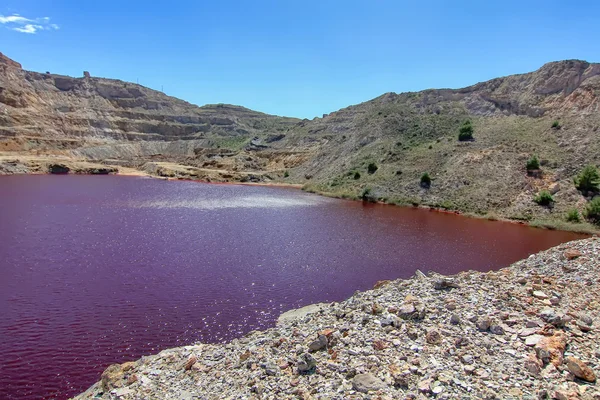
<box><xmin>0</xmin><ymin>175</ymin><xmax>586</xmax><ymax>399</ymax></box>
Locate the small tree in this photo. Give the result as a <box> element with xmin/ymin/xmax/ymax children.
<box><xmin>420</xmin><ymin>173</ymin><xmax>431</xmax><ymax>188</ymax></box>
<box><xmin>551</xmin><ymin>120</ymin><xmax>561</xmax><ymax>129</ymax></box>
<box><xmin>353</xmin><ymin>171</ymin><xmax>361</xmax><ymax>180</ymax></box>
<box><xmin>586</xmin><ymin>197</ymin><xmax>600</xmax><ymax>224</ymax></box>
<box><xmin>574</xmin><ymin>165</ymin><xmax>600</xmax><ymax>194</ymax></box>
<box><xmin>458</xmin><ymin>121</ymin><xmax>474</xmax><ymax>141</ymax></box>
<box><xmin>526</xmin><ymin>155</ymin><xmax>540</xmax><ymax>171</ymax></box>
<box><xmin>361</xmin><ymin>187</ymin><xmax>376</xmax><ymax>202</ymax></box>
<box><xmin>283</xmin><ymin>171</ymin><xmax>289</xmax><ymax>178</ymax></box>
<box><xmin>367</xmin><ymin>163</ymin><xmax>378</xmax><ymax>174</ymax></box>
<box><xmin>565</xmin><ymin>209</ymin><xmax>581</xmax><ymax>223</ymax></box>
<box><xmin>534</xmin><ymin>190</ymin><xmax>554</xmax><ymax>206</ymax></box>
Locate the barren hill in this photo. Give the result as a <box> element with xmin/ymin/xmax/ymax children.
<box><xmin>1</xmin><ymin>52</ymin><xmax>599</xmax><ymax>230</ymax></box>
<box><xmin>0</xmin><ymin>51</ymin><xmax>300</xmax><ymax>178</ymax></box>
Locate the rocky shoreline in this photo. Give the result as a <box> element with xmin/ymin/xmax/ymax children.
<box><xmin>75</xmin><ymin>237</ymin><xmax>599</xmax><ymax>400</ymax></box>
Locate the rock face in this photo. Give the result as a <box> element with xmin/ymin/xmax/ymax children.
<box><xmin>0</xmin><ymin>52</ymin><xmax>22</xmax><ymax>69</ymax></box>
<box><xmin>75</xmin><ymin>237</ymin><xmax>600</xmax><ymax>399</ymax></box>
<box><xmin>0</xmin><ymin>51</ymin><xmax>300</xmax><ymax>182</ymax></box>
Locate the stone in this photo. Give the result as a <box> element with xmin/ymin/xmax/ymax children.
<box><xmin>100</xmin><ymin>362</ymin><xmax>135</xmax><ymax>391</ymax></box>
<box><xmin>398</xmin><ymin>303</ymin><xmax>416</xmax><ymax>318</ymax></box>
<box><xmin>426</xmin><ymin>329</ymin><xmax>442</xmax><ymax>344</ymax></box>
<box><xmin>183</xmin><ymin>356</ymin><xmax>197</xmax><ymax>371</ymax></box>
<box><xmin>519</xmin><ymin>327</ymin><xmax>538</xmax><ymax>337</ymax></box>
<box><xmin>525</xmin><ymin>334</ymin><xmax>544</xmax><ymax>346</ymax></box>
<box><xmin>297</xmin><ymin>353</ymin><xmax>317</xmax><ymax>374</ymax></box>
<box><xmin>565</xmin><ymin>357</ymin><xmax>596</xmax><ymax>382</ymax></box>
<box><xmin>489</xmin><ymin>324</ymin><xmax>505</xmax><ymax>335</ymax></box>
<box><xmin>524</xmin><ymin>354</ymin><xmax>542</xmax><ymax>375</ymax></box>
<box><xmin>112</xmin><ymin>388</ymin><xmax>133</xmax><ymax>397</ymax></box>
<box><xmin>352</xmin><ymin>373</ymin><xmax>387</xmax><ymax>393</ymax></box>
<box><xmin>532</xmin><ymin>291</ymin><xmax>549</xmax><ymax>299</ymax></box>
<box><xmin>373</xmin><ymin>280</ymin><xmax>391</xmax><ymax>289</ymax></box>
<box><xmin>539</xmin><ymin>308</ymin><xmax>567</xmax><ymax>328</ymax></box>
<box><xmin>398</xmin><ymin>302</ymin><xmax>426</xmax><ymax>320</ymax></box>
<box><xmin>450</xmin><ymin>313</ymin><xmax>461</xmax><ymax>325</ymax></box>
<box><xmin>464</xmin><ymin>365</ymin><xmax>476</xmax><ymax>374</ymax></box>
<box><xmin>263</xmin><ymin>361</ymin><xmax>279</xmax><ymax>376</ymax></box>
<box><xmin>308</xmin><ymin>334</ymin><xmax>328</xmax><ymax>352</ymax></box>
<box><xmin>461</xmin><ymin>355</ymin><xmax>474</xmax><ymax>365</ymax></box>
<box><xmin>434</xmin><ymin>278</ymin><xmax>460</xmax><ymax>290</ymax></box>
<box><xmin>564</xmin><ymin>249</ymin><xmax>582</xmax><ymax>260</ymax></box>
<box><xmin>371</xmin><ymin>302</ymin><xmax>384</xmax><ymax>314</ymax></box>
<box><xmin>535</xmin><ymin>331</ymin><xmax>567</xmax><ymax>366</ymax></box>
<box><xmin>418</xmin><ymin>379</ymin><xmax>431</xmax><ymax>394</ymax></box>
<box><xmin>477</xmin><ymin>317</ymin><xmax>491</xmax><ymax>331</ymax></box>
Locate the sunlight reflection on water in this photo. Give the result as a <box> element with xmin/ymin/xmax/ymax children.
<box><xmin>133</xmin><ymin>194</ymin><xmax>331</xmax><ymax>210</ymax></box>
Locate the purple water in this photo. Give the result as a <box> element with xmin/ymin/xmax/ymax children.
<box><xmin>0</xmin><ymin>175</ymin><xmax>586</xmax><ymax>399</ymax></box>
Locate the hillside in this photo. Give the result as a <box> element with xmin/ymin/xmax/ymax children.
<box><xmin>1</xmin><ymin>52</ymin><xmax>599</xmax><ymax>229</ymax></box>
<box><xmin>0</xmin><ymin>51</ymin><xmax>301</xmax><ymax>179</ymax></box>
<box><xmin>278</xmin><ymin>60</ymin><xmax>600</xmax><ymax>230</ymax></box>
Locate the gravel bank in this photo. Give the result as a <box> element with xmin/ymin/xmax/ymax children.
<box><xmin>75</xmin><ymin>238</ymin><xmax>599</xmax><ymax>400</ymax></box>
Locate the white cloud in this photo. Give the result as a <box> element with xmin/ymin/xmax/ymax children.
<box><xmin>0</xmin><ymin>14</ymin><xmax>59</xmax><ymax>34</ymax></box>
<box><xmin>13</xmin><ymin>24</ymin><xmax>42</xmax><ymax>34</ymax></box>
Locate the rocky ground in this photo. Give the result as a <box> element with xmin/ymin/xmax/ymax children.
<box><xmin>0</xmin><ymin>154</ymin><xmax>140</xmax><ymax>176</ymax></box>
<box><xmin>76</xmin><ymin>237</ymin><xmax>599</xmax><ymax>400</ymax></box>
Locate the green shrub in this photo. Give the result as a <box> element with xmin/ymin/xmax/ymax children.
<box><xmin>551</xmin><ymin>120</ymin><xmax>561</xmax><ymax>129</ymax></box>
<box><xmin>420</xmin><ymin>173</ymin><xmax>431</xmax><ymax>188</ymax></box>
<box><xmin>565</xmin><ymin>208</ymin><xmax>581</xmax><ymax>223</ymax></box>
<box><xmin>534</xmin><ymin>190</ymin><xmax>554</xmax><ymax>206</ymax></box>
<box><xmin>283</xmin><ymin>171</ymin><xmax>289</xmax><ymax>178</ymax></box>
<box><xmin>367</xmin><ymin>163</ymin><xmax>378</xmax><ymax>174</ymax></box>
<box><xmin>586</xmin><ymin>197</ymin><xmax>600</xmax><ymax>224</ymax></box>
<box><xmin>361</xmin><ymin>187</ymin><xmax>376</xmax><ymax>202</ymax></box>
<box><xmin>458</xmin><ymin>121</ymin><xmax>474</xmax><ymax>141</ymax></box>
<box><xmin>526</xmin><ymin>155</ymin><xmax>540</xmax><ymax>171</ymax></box>
<box><xmin>574</xmin><ymin>165</ymin><xmax>600</xmax><ymax>194</ymax></box>
<box><xmin>353</xmin><ymin>171</ymin><xmax>361</xmax><ymax>180</ymax></box>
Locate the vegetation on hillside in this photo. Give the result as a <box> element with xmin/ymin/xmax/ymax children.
<box><xmin>586</xmin><ymin>197</ymin><xmax>600</xmax><ymax>224</ymax></box>
<box><xmin>367</xmin><ymin>163</ymin><xmax>378</xmax><ymax>174</ymax></box>
<box><xmin>534</xmin><ymin>190</ymin><xmax>554</xmax><ymax>206</ymax></box>
<box><xmin>420</xmin><ymin>173</ymin><xmax>431</xmax><ymax>188</ymax></box>
<box><xmin>574</xmin><ymin>165</ymin><xmax>600</xmax><ymax>195</ymax></box>
<box><xmin>458</xmin><ymin>121</ymin><xmax>474</xmax><ymax>141</ymax></box>
<box><xmin>526</xmin><ymin>155</ymin><xmax>540</xmax><ymax>171</ymax></box>
<box><xmin>565</xmin><ymin>209</ymin><xmax>581</xmax><ymax>223</ymax></box>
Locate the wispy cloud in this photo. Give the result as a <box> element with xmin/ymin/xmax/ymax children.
<box><xmin>0</xmin><ymin>14</ymin><xmax>59</xmax><ymax>34</ymax></box>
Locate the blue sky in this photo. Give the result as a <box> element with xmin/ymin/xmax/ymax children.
<box><xmin>1</xmin><ymin>1</ymin><xmax>599</xmax><ymax>118</ymax></box>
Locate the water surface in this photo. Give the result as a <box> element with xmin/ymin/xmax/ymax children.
<box><xmin>0</xmin><ymin>175</ymin><xmax>586</xmax><ymax>399</ymax></box>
